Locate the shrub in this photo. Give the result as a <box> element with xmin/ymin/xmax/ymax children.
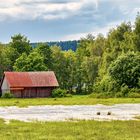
<box><xmin>1</xmin><ymin>92</ymin><xmax>14</xmax><ymax>99</ymax></box>
<box><xmin>109</xmin><ymin>52</ymin><xmax>140</xmax><ymax>88</ymax></box>
<box><xmin>121</xmin><ymin>84</ymin><xmax>129</xmax><ymax>97</ymax></box>
<box><xmin>65</xmin><ymin>94</ymin><xmax>72</xmax><ymax>98</ymax></box>
<box><xmin>115</xmin><ymin>92</ymin><xmax>124</xmax><ymax>98</ymax></box>
<box><xmin>94</xmin><ymin>75</ymin><xmax>120</xmax><ymax>93</ymax></box>
<box><xmin>128</xmin><ymin>93</ymin><xmax>140</xmax><ymax>98</ymax></box>
<box><xmin>130</xmin><ymin>88</ymin><xmax>140</xmax><ymax>93</ymax></box>
<box><xmin>89</xmin><ymin>92</ymin><xmax>114</xmax><ymax>99</ymax></box>
<box><xmin>52</xmin><ymin>88</ymin><xmax>67</xmax><ymax>98</ymax></box>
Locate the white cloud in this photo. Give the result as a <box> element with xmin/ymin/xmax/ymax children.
<box><xmin>0</xmin><ymin>0</ymin><xmax>139</xmax><ymax>42</ymax></box>
<box><xmin>62</xmin><ymin>20</ymin><xmax>123</xmax><ymax>40</ymax></box>
<box><xmin>0</xmin><ymin>0</ymin><xmax>98</xmax><ymax>21</ymax></box>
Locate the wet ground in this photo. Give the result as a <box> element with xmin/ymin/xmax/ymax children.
<box><xmin>0</xmin><ymin>104</ymin><xmax>140</xmax><ymax>122</ymax></box>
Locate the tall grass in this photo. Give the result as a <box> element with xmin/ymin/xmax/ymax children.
<box><xmin>0</xmin><ymin>95</ymin><xmax>139</xmax><ymax>107</ymax></box>
<box><xmin>0</xmin><ymin>119</ymin><xmax>139</xmax><ymax>140</ymax></box>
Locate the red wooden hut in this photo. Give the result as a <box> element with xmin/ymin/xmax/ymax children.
<box><xmin>0</xmin><ymin>71</ymin><xmax>59</xmax><ymax>98</ymax></box>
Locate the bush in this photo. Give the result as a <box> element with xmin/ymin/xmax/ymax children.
<box><xmin>89</xmin><ymin>92</ymin><xmax>114</xmax><ymax>99</ymax></box>
<box><xmin>52</xmin><ymin>88</ymin><xmax>67</xmax><ymax>98</ymax></box>
<box><xmin>130</xmin><ymin>88</ymin><xmax>140</xmax><ymax>93</ymax></box>
<box><xmin>65</xmin><ymin>94</ymin><xmax>72</xmax><ymax>98</ymax></box>
<box><xmin>115</xmin><ymin>92</ymin><xmax>124</xmax><ymax>98</ymax></box>
<box><xmin>128</xmin><ymin>92</ymin><xmax>140</xmax><ymax>98</ymax></box>
<box><xmin>109</xmin><ymin>52</ymin><xmax>140</xmax><ymax>88</ymax></box>
<box><xmin>121</xmin><ymin>84</ymin><xmax>129</xmax><ymax>97</ymax></box>
<box><xmin>90</xmin><ymin>91</ymin><xmax>140</xmax><ymax>98</ymax></box>
<box><xmin>1</xmin><ymin>92</ymin><xmax>14</xmax><ymax>99</ymax></box>
<box><xmin>94</xmin><ymin>75</ymin><xmax>120</xmax><ymax>93</ymax></box>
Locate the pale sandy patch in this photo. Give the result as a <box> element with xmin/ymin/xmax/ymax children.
<box><xmin>0</xmin><ymin>104</ymin><xmax>139</xmax><ymax>123</ymax></box>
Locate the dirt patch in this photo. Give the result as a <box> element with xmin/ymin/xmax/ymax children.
<box><xmin>0</xmin><ymin>104</ymin><xmax>140</xmax><ymax>122</ymax></box>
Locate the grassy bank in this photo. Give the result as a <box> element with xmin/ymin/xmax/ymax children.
<box><xmin>0</xmin><ymin>119</ymin><xmax>140</xmax><ymax>140</ymax></box>
<box><xmin>0</xmin><ymin>95</ymin><xmax>140</xmax><ymax>107</ymax></box>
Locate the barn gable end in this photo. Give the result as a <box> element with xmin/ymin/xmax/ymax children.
<box><xmin>1</xmin><ymin>76</ymin><xmax>10</xmax><ymax>94</ymax></box>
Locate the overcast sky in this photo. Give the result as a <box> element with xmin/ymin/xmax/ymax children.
<box><xmin>0</xmin><ymin>0</ymin><xmax>139</xmax><ymax>43</ymax></box>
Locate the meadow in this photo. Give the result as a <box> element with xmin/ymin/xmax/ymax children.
<box><xmin>0</xmin><ymin>95</ymin><xmax>140</xmax><ymax>107</ymax></box>
<box><xmin>0</xmin><ymin>119</ymin><xmax>139</xmax><ymax>140</ymax></box>
<box><xmin>0</xmin><ymin>96</ymin><xmax>139</xmax><ymax>140</ymax></box>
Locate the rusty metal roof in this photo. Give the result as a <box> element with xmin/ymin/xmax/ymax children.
<box><xmin>4</xmin><ymin>71</ymin><xmax>59</xmax><ymax>88</ymax></box>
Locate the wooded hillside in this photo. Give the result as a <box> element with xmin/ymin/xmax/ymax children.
<box><xmin>31</xmin><ymin>40</ymin><xmax>79</xmax><ymax>51</ymax></box>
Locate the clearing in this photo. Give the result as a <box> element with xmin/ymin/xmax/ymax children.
<box><xmin>0</xmin><ymin>104</ymin><xmax>140</xmax><ymax>122</ymax></box>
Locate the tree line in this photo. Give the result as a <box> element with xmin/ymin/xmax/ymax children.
<box><xmin>0</xmin><ymin>14</ymin><xmax>140</xmax><ymax>96</ymax></box>
<box><xmin>31</xmin><ymin>40</ymin><xmax>79</xmax><ymax>51</ymax></box>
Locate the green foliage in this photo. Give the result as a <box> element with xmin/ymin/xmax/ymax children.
<box><xmin>13</xmin><ymin>51</ymin><xmax>48</xmax><ymax>71</ymax></box>
<box><xmin>36</xmin><ymin>43</ymin><xmax>53</xmax><ymax>69</ymax></box>
<box><xmin>121</xmin><ymin>84</ymin><xmax>129</xmax><ymax>96</ymax></box>
<box><xmin>0</xmin><ymin>44</ymin><xmax>11</xmax><ymax>77</ymax></box>
<box><xmin>109</xmin><ymin>52</ymin><xmax>140</xmax><ymax>88</ymax></box>
<box><xmin>62</xmin><ymin>50</ymin><xmax>77</xmax><ymax>91</ymax></box>
<box><xmin>65</xmin><ymin>93</ymin><xmax>73</xmax><ymax>97</ymax></box>
<box><xmin>89</xmin><ymin>92</ymin><xmax>114</xmax><ymax>98</ymax></box>
<box><xmin>130</xmin><ymin>88</ymin><xmax>140</xmax><ymax>93</ymax></box>
<box><xmin>10</xmin><ymin>34</ymin><xmax>32</xmax><ymax>55</ymax></box>
<box><xmin>52</xmin><ymin>88</ymin><xmax>67</xmax><ymax>98</ymax></box>
<box><xmin>94</xmin><ymin>75</ymin><xmax>120</xmax><ymax>93</ymax></box>
<box><xmin>51</xmin><ymin>46</ymin><xmax>66</xmax><ymax>88</ymax></box>
<box><xmin>90</xmin><ymin>92</ymin><xmax>140</xmax><ymax>98</ymax></box>
<box><xmin>134</xmin><ymin>13</ymin><xmax>140</xmax><ymax>51</ymax></box>
<box><xmin>128</xmin><ymin>92</ymin><xmax>140</xmax><ymax>98</ymax></box>
<box><xmin>115</xmin><ymin>92</ymin><xmax>125</xmax><ymax>98</ymax></box>
<box><xmin>7</xmin><ymin>34</ymin><xmax>32</xmax><ymax>68</ymax></box>
<box><xmin>1</xmin><ymin>93</ymin><xmax>14</xmax><ymax>99</ymax></box>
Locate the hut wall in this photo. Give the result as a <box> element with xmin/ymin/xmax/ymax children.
<box><xmin>11</xmin><ymin>87</ymin><xmax>54</xmax><ymax>98</ymax></box>
<box><xmin>11</xmin><ymin>90</ymin><xmax>22</xmax><ymax>98</ymax></box>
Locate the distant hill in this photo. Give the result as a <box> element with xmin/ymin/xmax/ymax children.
<box><xmin>30</xmin><ymin>40</ymin><xmax>80</xmax><ymax>51</ymax></box>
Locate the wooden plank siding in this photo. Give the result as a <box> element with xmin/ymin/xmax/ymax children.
<box><xmin>11</xmin><ymin>87</ymin><xmax>54</xmax><ymax>98</ymax></box>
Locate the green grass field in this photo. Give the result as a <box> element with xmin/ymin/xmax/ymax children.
<box><xmin>0</xmin><ymin>95</ymin><xmax>140</xmax><ymax>107</ymax></box>
<box><xmin>0</xmin><ymin>119</ymin><xmax>139</xmax><ymax>140</ymax></box>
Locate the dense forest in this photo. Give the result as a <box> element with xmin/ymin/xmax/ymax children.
<box><xmin>0</xmin><ymin>15</ymin><xmax>140</xmax><ymax>97</ymax></box>
<box><xmin>31</xmin><ymin>40</ymin><xmax>79</xmax><ymax>51</ymax></box>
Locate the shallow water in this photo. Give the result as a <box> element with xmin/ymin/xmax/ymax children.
<box><xmin>0</xmin><ymin>104</ymin><xmax>140</xmax><ymax>122</ymax></box>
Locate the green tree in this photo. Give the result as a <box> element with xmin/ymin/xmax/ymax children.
<box><xmin>51</xmin><ymin>46</ymin><xmax>65</xmax><ymax>88</ymax></box>
<box><xmin>62</xmin><ymin>50</ymin><xmax>76</xmax><ymax>92</ymax></box>
<box><xmin>134</xmin><ymin>13</ymin><xmax>140</xmax><ymax>51</ymax></box>
<box><xmin>75</xmin><ymin>34</ymin><xmax>103</xmax><ymax>93</ymax></box>
<box><xmin>4</xmin><ymin>46</ymin><xmax>19</xmax><ymax>71</ymax></box>
<box><xmin>90</xmin><ymin>34</ymin><xmax>105</xmax><ymax>57</ymax></box>
<box><xmin>6</xmin><ymin>34</ymin><xmax>32</xmax><ymax>71</ymax></box>
<box><xmin>81</xmin><ymin>56</ymin><xmax>99</xmax><ymax>93</ymax></box>
<box><xmin>0</xmin><ymin>44</ymin><xmax>10</xmax><ymax>78</ymax></box>
<box><xmin>109</xmin><ymin>52</ymin><xmax>140</xmax><ymax>88</ymax></box>
<box><xmin>10</xmin><ymin>34</ymin><xmax>32</xmax><ymax>55</ymax></box>
<box><xmin>36</xmin><ymin>43</ymin><xmax>53</xmax><ymax>69</ymax></box>
<box><xmin>13</xmin><ymin>51</ymin><xmax>47</xmax><ymax>71</ymax></box>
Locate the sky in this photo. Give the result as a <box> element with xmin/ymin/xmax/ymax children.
<box><xmin>0</xmin><ymin>0</ymin><xmax>140</xmax><ymax>43</ymax></box>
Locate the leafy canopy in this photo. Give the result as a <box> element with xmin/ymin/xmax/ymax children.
<box><xmin>109</xmin><ymin>52</ymin><xmax>140</xmax><ymax>88</ymax></box>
